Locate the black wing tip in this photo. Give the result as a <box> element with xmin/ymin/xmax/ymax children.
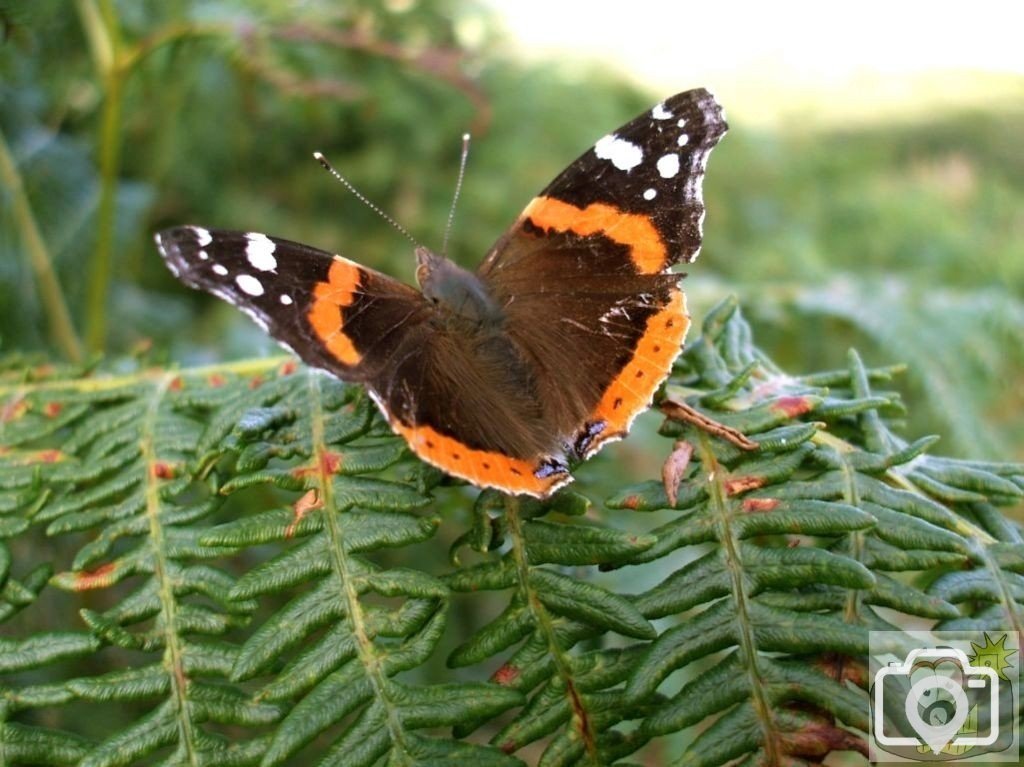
<box><xmin>664</xmin><ymin>87</ymin><xmax>728</xmax><ymax>136</ymax></box>
<box><xmin>153</xmin><ymin>225</ymin><xmax>212</xmax><ymax>283</ymax></box>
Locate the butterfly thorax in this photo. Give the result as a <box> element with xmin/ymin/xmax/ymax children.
<box><xmin>415</xmin><ymin>247</ymin><xmax>502</xmax><ymax>326</ymax></box>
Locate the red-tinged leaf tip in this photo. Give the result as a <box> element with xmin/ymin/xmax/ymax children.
<box><xmin>32</xmin><ymin>364</ymin><xmax>55</xmax><ymax>377</ymax></box>
<box><xmin>208</xmin><ymin>373</ymin><xmax>226</xmax><ymax>388</ymax></box>
<box><xmin>169</xmin><ymin>376</ymin><xmax>184</xmax><ymax>391</ymax></box>
<box><xmin>152</xmin><ymin>461</ymin><xmax>176</xmax><ymax>479</ymax></box>
<box><xmin>662</xmin><ymin>440</ymin><xmax>693</xmax><ymax>507</ymax></box>
<box><xmin>773</xmin><ymin>396</ymin><xmax>815</xmax><ymax>418</ymax></box>
<box><xmin>742</xmin><ymin>497</ymin><xmax>780</xmax><ymax>512</ymax></box>
<box><xmin>279</xmin><ymin>360</ymin><xmax>298</xmax><ymax>376</ymax></box>
<box><xmin>725</xmin><ymin>476</ymin><xmax>765</xmax><ymax>495</ymax></box>
<box><xmin>320</xmin><ymin>450</ymin><xmax>342</xmax><ymax>475</ymax></box>
<box><xmin>73</xmin><ymin>562</ymin><xmax>117</xmax><ymax>591</ymax></box>
<box><xmin>248</xmin><ymin>375</ymin><xmax>264</xmax><ymax>389</ymax></box>
<box><xmin>492</xmin><ymin>664</ymin><xmax>520</xmax><ymax>686</ymax></box>
<box><xmin>43</xmin><ymin>401</ymin><xmax>63</xmax><ymax>418</ymax></box>
<box><xmin>787</xmin><ymin>538</ymin><xmax>801</xmax><ymax>547</ymax></box>
<box><xmin>780</xmin><ymin>716</ymin><xmax>869</xmax><ymax>758</ymax></box>
<box><xmin>286</xmin><ymin>489</ymin><xmax>322</xmax><ymax>538</ymax></box>
<box><xmin>38</xmin><ymin>449</ymin><xmax>64</xmax><ymax>464</ymax></box>
<box><xmin>500</xmin><ymin>740</ymin><xmax>517</xmax><ymax>755</ymax></box>
<box><xmin>813</xmin><ymin>653</ymin><xmax>864</xmax><ymax>686</ymax></box>
<box><xmin>621</xmin><ymin>495</ymin><xmax>641</xmax><ymax>510</ymax></box>
<box><xmin>1</xmin><ymin>396</ymin><xmax>28</xmax><ymax>422</ymax></box>
<box><xmin>293</xmin><ymin>450</ymin><xmax>344</xmax><ymax>480</ymax></box>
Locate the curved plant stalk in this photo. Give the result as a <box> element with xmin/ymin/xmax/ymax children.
<box><xmin>75</xmin><ymin>0</ymin><xmax>121</xmax><ymax>352</ymax></box>
<box><xmin>0</xmin><ymin>129</ymin><xmax>83</xmax><ymax>362</ymax></box>
<box><xmin>73</xmin><ymin>0</ymin><xmax>230</xmax><ymax>352</ymax></box>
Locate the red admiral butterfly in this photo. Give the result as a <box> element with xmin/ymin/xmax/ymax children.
<box><xmin>157</xmin><ymin>88</ymin><xmax>727</xmax><ymax>497</ymax></box>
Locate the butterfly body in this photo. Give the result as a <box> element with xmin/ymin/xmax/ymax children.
<box><xmin>157</xmin><ymin>88</ymin><xmax>727</xmax><ymax>497</ymax></box>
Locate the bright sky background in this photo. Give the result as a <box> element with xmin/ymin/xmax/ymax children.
<box><xmin>481</xmin><ymin>1</ymin><xmax>1024</xmax><ymax>125</ymax></box>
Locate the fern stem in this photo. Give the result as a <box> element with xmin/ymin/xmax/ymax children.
<box><xmin>841</xmin><ymin>350</ymin><xmax>871</xmax><ymax>622</ymax></box>
<box><xmin>504</xmin><ymin>496</ymin><xmax>599</xmax><ymax>765</ymax></box>
<box><xmin>835</xmin><ymin>450</ymin><xmax>866</xmax><ymax>623</ymax></box>
<box><xmin>141</xmin><ymin>373</ymin><xmax>201</xmax><ymax>766</ymax></box>
<box><xmin>695</xmin><ymin>431</ymin><xmax>780</xmax><ymax>765</ymax></box>
<box><xmin>0</xmin><ymin>128</ymin><xmax>84</xmax><ymax>363</ymax></box>
<box><xmin>0</xmin><ymin>355</ymin><xmax>290</xmax><ymax>396</ymax></box>
<box><xmin>812</xmin><ymin>430</ymin><xmax>998</xmax><ymax>544</ymax></box>
<box><xmin>309</xmin><ymin>371</ymin><xmax>413</xmax><ymax>763</ymax></box>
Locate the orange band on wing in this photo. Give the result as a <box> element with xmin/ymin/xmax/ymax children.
<box><xmin>391</xmin><ymin>420</ymin><xmax>568</xmax><ymax>498</ymax></box>
<box><xmin>308</xmin><ymin>257</ymin><xmax>363</xmax><ymax>366</ymax></box>
<box><xmin>523</xmin><ymin>196</ymin><xmax>668</xmax><ymax>274</ymax></box>
<box><xmin>592</xmin><ymin>288</ymin><xmax>690</xmax><ymax>442</ymax></box>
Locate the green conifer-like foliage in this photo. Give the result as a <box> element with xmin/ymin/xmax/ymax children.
<box><xmin>1</xmin><ymin>299</ymin><xmax>1021</xmax><ymax>766</ymax></box>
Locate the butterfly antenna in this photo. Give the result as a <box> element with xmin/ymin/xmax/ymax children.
<box><xmin>441</xmin><ymin>133</ymin><xmax>471</xmax><ymax>257</ymax></box>
<box><xmin>313</xmin><ymin>152</ymin><xmax>420</xmax><ymax>247</ymax></box>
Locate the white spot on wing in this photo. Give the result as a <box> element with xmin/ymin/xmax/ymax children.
<box><xmin>656</xmin><ymin>153</ymin><xmax>680</xmax><ymax>179</ymax></box>
<box><xmin>191</xmin><ymin>226</ymin><xmax>212</xmax><ymax>247</ymax></box>
<box><xmin>212</xmin><ymin>264</ymin><xmax>228</xmax><ymax>276</ymax></box>
<box><xmin>198</xmin><ymin>249</ymin><xmax>209</xmax><ymax>260</ymax></box>
<box><xmin>677</xmin><ymin>117</ymin><xmax>687</xmax><ymax>128</ymax></box>
<box><xmin>651</xmin><ymin>103</ymin><xmax>673</xmax><ymax>120</ymax></box>
<box><xmin>677</xmin><ymin>133</ymin><xmax>690</xmax><ymax>146</ymax></box>
<box><xmin>594</xmin><ymin>133</ymin><xmax>643</xmax><ymax>171</ymax></box>
<box><xmin>643</xmin><ymin>188</ymin><xmax>657</xmax><ymax>200</ymax></box>
<box><xmin>245</xmin><ymin>233</ymin><xmax>277</xmax><ymax>271</ymax></box>
<box><xmin>236</xmin><ymin>274</ymin><xmax>264</xmax><ymax>296</ymax></box>
<box><xmin>280</xmin><ymin>294</ymin><xmax>293</xmax><ymax>305</ymax></box>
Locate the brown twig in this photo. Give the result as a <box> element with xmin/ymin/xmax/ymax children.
<box><xmin>660</xmin><ymin>398</ymin><xmax>760</xmax><ymax>451</ymax></box>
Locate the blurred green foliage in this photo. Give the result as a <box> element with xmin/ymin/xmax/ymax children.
<box><xmin>1</xmin><ymin>0</ymin><xmax>1021</xmax><ymax>457</ymax></box>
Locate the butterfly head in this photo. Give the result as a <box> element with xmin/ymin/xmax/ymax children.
<box><xmin>415</xmin><ymin>246</ymin><xmax>499</xmax><ymax>324</ymax></box>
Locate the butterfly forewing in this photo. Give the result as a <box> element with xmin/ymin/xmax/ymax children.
<box><xmin>156</xmin><ymin>226</ymin><xmax>428</xmax><ymax>380</ymax></box>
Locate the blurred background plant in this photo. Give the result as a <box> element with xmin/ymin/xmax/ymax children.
<box><xmin>2</xmin><ymin>0</ymin><xmax>1021</xmax><ymax>462</ymax></box>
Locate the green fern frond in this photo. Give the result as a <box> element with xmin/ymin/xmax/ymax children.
<box><xmin>1</xmin><ymin>299</ymin><xmax>1022</xmax><ymax>766</ymax></box>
